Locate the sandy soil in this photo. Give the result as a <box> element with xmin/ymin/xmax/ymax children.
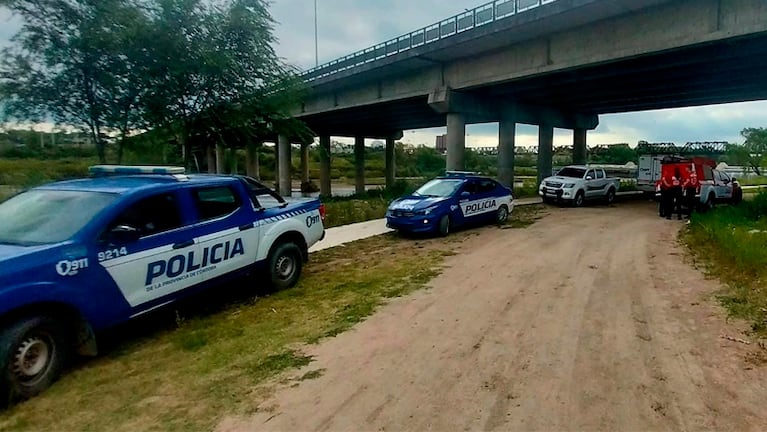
<box><xmin>218</xmin><ymin>201</ymin><xmax>767</xmax><ymax>432</ymax></box>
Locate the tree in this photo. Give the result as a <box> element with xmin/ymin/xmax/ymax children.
<box><xmin>738</xmin><ymin>127</ymin><xmax>767</xmax><ymax>176</ymax></box>
<box><xmin>139</xmin><ymin>0</ymin><xmax>305</xmax><ymax>169</ymax></box>
<box><xmin>0</xmin><ymin>0</ymin><xmax>148</xmax><ymax>163</ymax></box>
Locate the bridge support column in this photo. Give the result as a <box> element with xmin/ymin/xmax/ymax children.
<box><xmin>446</xmin><ymin>113</ymin><xmax>466</xmax><ymax>171</ymax></box>
<box><xmin>498</xmin><ymin>119</ymin><xmax>516</xmax><ymax>190</ymax></box>
<box><xmin>319</xmin><ymin>135</ymin><xmax>332</xmax><ymax>197</ymax></box>
<box><xmin>385</xmin><ymin>137</ymin><xmax>396</xmax><ymax>189</ymax></box>
<box><xmin>355</xmin><ymin>136</ymin><xmax>365</xmax><ymax>195</ymax></box>
<box><xmin>537</xmin><ymin>125</ymin><xmax>554</xmax><ymax>187</ymax></box>
<box><xmin>215</xmin><ymin>143</ymin><xmax>226</xmax><ymax>174</ymax></box>
<box><xmin>300</xmin><ymin>143</ymin><xmax>310</xmax><ymax>185</ymax></box>
<box><xmin>206</xmin><ymin>144</ymin><xmax>216</xmax><ymax>174</ymax></box>
<box><xmin>246</xmin><ymin>140</ymin><xmax>260</xmax><ymax>179</ymax></box>
<box><xmin>278</xmin><ymin>134</ymin><xmax>292</xmax><ymax>197</ymax></box>
<box><xmin>573</xmin><ymin>128</ymin><xmax>587</xmax><ymax>165</ymax></box>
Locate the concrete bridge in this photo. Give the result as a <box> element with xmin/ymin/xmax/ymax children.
<box><xmin>271</xmin><ymin>0</ymin><xmax>767</xmax><ymax>196</ymax></box>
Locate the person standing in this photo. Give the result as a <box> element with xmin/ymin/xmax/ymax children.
<box><xmin>659</xmin><ymin>170</ymin><xmax>673</xmax><ymax>219</ymax></box>
<box><xmin>683</xmin><ymin>171</ymin><xmax>698</xmax><ymax>217</ymax></box>
<box><xmin>671</xmin><ymin>168</ymin><xmax>683</xmax><ymax>220</ymax></box>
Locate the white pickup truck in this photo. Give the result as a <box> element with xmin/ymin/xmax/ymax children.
<box><xmin>539</xmin><ymin>165</ymin><xmax>621</xmax><ymax>207</ymax></box>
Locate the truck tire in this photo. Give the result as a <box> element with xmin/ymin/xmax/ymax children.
<box><xmin>0</xmin><ymin>316</ymin><xmax>69</xmax><ymax>405</ymax></box>
<box><xmin>573</xmin><ymin>191</ymin><xmax>585</xmax><ymax>207</ymax></box>
<box><xmin>605</xmin><ymin>188</ymin><xmax>616</xmax><ymax>205</ymax></box>
<box><xmin>438</xmin><ymin>215</ymin><xmax>451</xmax><ymax>237</ymax></box>
<box><xmin>700</xmin><ymin>193</ymin><xmax>715</xmax><ymax>213</ymax></box>
<box><xmin>268</xmin><ymin>242</ymin><xmax>303</xmax><ymax>290</ymax></box>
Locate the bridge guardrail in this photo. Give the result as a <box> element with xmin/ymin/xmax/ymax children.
<box><xmin>302</xmin><ymin>0</ymin><xmax>559</xmax><ymax>82</ymax></box>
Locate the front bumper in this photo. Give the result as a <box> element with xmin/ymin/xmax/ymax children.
<box><xmin>539</xmin><ymin>186</ymin><xmax>575</xmax><ymax>201</ymax></box>
<box><xmin>386</xmin><ymin>214</ymin><xmax>440</xmax><ymax>233</ymax></box>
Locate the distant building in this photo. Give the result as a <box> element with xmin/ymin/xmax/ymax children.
<box><xmin>435</xmin><ymin>134</ymin><xmax>447</xmax><ymax>154</ymax></box>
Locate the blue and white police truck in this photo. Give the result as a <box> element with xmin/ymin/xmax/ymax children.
<box><xmin>386</xmin><ymin>172</ymin><xmax>514</xmax><ymax>236</ymax></box>
<box><xmin>0</xmin><ymin>166</ymin><xmax>325</xmax><ymax>403</ymax></box>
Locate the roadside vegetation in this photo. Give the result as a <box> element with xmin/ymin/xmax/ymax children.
<box><xmin>684</xmin><ymin>191</ymin><xmax>767</xmax><ymax>336</ymax></box>
<box><xmin>0</xmin><ymin>210</ymin><xmax>543</xmax><ymax>431</ymax></box>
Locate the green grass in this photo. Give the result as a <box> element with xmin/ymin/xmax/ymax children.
<box><xmin>0</xmin><ymin>158</ymin><xmax>94</xmax><ymax>188</ymax></box>
<box><xmin>0</xmin><ymin>232</ymin><xmax>464</xmax><ymax>432</ymax></box>
<box><xmin>736</xmin><ymin>176</ymin><xmax>767</xmax><ymax>186</ymax></box>
<box><xmin>683</xmin><ymin>191</ymin><xmax>767</xmax><ymax>335</ymax></box>
<box><xmin>322</xmin><ymin>198</ymin><xmax>390</xmax><ymax>228</ymax></box>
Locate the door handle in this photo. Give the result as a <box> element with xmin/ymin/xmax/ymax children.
<box><xmin>173</xmin><ymin>240</ymin><xmax>194</xmax><ymax>250</ymax></box>
<box><xmin>239</xmin><ymin>223</ymin><xmax>254</xmax><ymax>231</ymax></box>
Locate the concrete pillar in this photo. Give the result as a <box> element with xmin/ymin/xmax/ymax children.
<box><xmin>573</xmin><ymin>128</ymin><xmax>587</xmax><ymax>165</ymax></box>
<box><xmin>206</xmin><ymin>144</ymin><xmax>215</xmax><ymax>174</ymax></box>
<box><xmin>385</xmin><ymin>137</ymin><xmax>396</xmax><ymax>189</ymax></box>
<box><xmin>300</xmin><ymin>143</ymin><xmax>310</xmax><ymax>185</ymax></box>
<box><xmin>319</xmin><ymin>136</ymin><xmax>332</xmax><ymax>197</ymax></box>
<box><xmin>273</xmin><ymin>143</ymin><xmax>280</xmax><ymax>192</ymax></box>
<box><xmin>245</xmin><ymin>141</ymin><xmax>260</xmax><ymax>179</ymax></box>
<box><xmin>537</xmin><ymin>125</ymin><xmax>554</xmax><ymax>187</ymax></box>
<box><xmin>215</xmin><ymin>143</ymin><xmax>225</xmax><ymax>174</ymax></box>
<box><xmin>278</xmin><ymin>134</ymin><xmax>292</xmax><ymax>197</ymax></box>
<box><xmin>228</xmin><ymin>148</ymin><xmax>238</xmax><ymax>174</ymax></box>
<box><xmin>354</xmin><ymin>136</ymin><xmax>365</xmax><ymax>195</ymax></box>
<box><xmin>446</xmin><ymin>113</ymin><xmax>466</xmax><ymax>171</ymax></box>
<box><xmin>498</xmin><ymin>119</ymin><xmax>516</xmax><ymax>189</ymax></box>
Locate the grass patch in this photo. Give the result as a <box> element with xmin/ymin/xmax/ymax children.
<box><xmin>322</xmin><ymin>197</ymin><xmax>390</xmax><ymax>228</ymax></box>
<box><xmin>505</xmin><ymin>204</ymin><xmax>547</xmax><ymax>229</ymax></box>
<box><xmin>682</xmin><ymin>191</ymin><xmax>767</xmax><ymax>335</ymax></box>
<box><xmin>738</xmin><ymin>176</ymin><xmax>767</xmax><ymax>186</ymax></box>
<box><xmin>0</xmin><ymin>231</ymin><xmax>474</xmax><ymax>432</ymax></box>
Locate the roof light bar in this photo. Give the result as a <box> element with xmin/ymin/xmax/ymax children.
<box><xmin>89</xmin><ymin>165</ymin><xmax>186</xmax><ymax>176</ymax></box>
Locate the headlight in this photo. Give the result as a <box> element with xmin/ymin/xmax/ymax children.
<box><xmin>564</xmin><ymin>183</ymin><xmax>575</xmax><ymax>188</ymax></box>
<box><xmin>416</xmin><ymin>206</ymin><xmax>438</xmax><ymax>215</ymax></box>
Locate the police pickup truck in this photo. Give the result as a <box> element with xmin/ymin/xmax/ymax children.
<box><xmin>0</xmin><ymin>166</ymin><xmax>325</xmax><ymax>403</ymax></box>
<box><xmin>539</xmin><ymin>165</ymin><xmax>621</xmax><ymax>207</ymax></box>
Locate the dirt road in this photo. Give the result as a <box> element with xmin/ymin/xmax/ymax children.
<box><xmin>219</xmin><ymin>202</ymin><xmax>767</xmax><ymax>432</ymax></box>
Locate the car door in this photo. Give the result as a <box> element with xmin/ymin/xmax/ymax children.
<box><xmin>458</xmin><ymin>179</ymin><xmax>498</xmax><ymax>223</ymax></box>
<box><xmin>716</xmin><ymin>171</ymin><xmax>733</xmax><ymax>200</ymax></box>
<box><xmin>96</xmin><ymin>191</ymin><xmax>205</xmax><ymax>310</ymax></box>
<box><xmin>187</xmin><ymin>183</ymin><xmax>262</xmax><ymax>284</ymax></box>
<box><xmin>584</xmin><ymin>169</ymin><xmax>597</xmax><ymax>198</ymax></box>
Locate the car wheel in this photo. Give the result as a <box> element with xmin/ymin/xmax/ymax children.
<box><xmin>700</xmin><ymin>193</ymin><xmax>715</xmax><ymax>213</ymax></box>
<box><xmin>732</xmin><ymin>188</ymin><xmax>743</xmax><ymax>204</ymax></box>
<box><xmin>605</xmin><ymin>188</ymin><xmax>616</xmax><ymax>205</ymax></box>
<box><xmin>438</xmin><ymin>215</ymin><xmax>450</xmax><ymax>237</ymax></box>
<box><xmin>268</xmin><ymin>242</ymin><xmax>303</xmax><ymax>290</ymax></box>
<box><xmin>573</xmin><ymin>191</ymin><xmax>585</xmax><ymax>207</ymax></box>
<box><xmin>496</xmin><ymin>205</ymin><xmax>509</xmax><ymax>224</ymax></box>
<box><xmin>0</xmin><ymin>316</ymin><xmax>69</xmax><ymax>405</ymax></box>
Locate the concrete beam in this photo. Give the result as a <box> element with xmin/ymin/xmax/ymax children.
<box><xmin>278</xmin><ymin>134</ymin><xmax>292</xmax><ymax>197</ymax></box>
<box><xmin>385</xmin><ymin>137</ymin><xmax>396</xmax><ymax>189</ymax></box>
<box><xmin>537</xmin><ymin>125</ymin><xmax>554</xmax><ymax>186</ymax></box>
<box><xmin>446</xmin><ymin>113</ymin><xmax>466</xmax><ymax>171</ymax></box>
<box><xmin>498</xmin><ymin>118</ymin><xmax>516</xmax><ymax>189</ymax></box>
<box><xmin>319</xmin><ymin>136</ymin><xmax>332</xmax><ymax>197</ymax></box>
<box><xmin>573</xmin><ymin>129</ymin><xmax>587</xmax><ymax>165</ymax></box>
<box><xmin>355</xmin><ymin>136</ymin><xmax>365</xmax><ymax>195</ymax></box>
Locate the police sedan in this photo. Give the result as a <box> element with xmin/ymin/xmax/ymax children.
<box><xmin>386</xmin><ymin>172</ymin><xmax>514</xmax><ymax>236</ymax></box>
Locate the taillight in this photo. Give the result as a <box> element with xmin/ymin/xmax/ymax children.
<box><xmin>319</xmin><ymin>203</ymin><xmax>326</xmax><ymax>221</ymax></box>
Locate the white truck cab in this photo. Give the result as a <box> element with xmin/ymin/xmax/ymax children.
<box><xmin>539</xmin><ymin>165</ymin><xmax>621</xmax><ymax>207</ymax></box>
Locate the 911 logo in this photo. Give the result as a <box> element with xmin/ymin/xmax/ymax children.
<box><xmin>56</xmin><ymin>258</ymin><xmax>89</xmax><ymax>276</ymax></box>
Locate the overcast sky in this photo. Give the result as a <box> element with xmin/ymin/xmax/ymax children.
<box><xmin>2</xmin><ymin>1</ymin><xmax>765</xmax><ymax>148</ymax></box>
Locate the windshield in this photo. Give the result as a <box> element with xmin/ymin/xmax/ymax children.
<box><xmin>0</xmin><ymin>190</ymin><xmax>117</xmax><ymax>245</ymax></box>
<box><xmin>556</xmin><ymin>167</ymin><xmax>587</xmax><ymax>178</ymax></box>
<box><xmin>414</xmin><ymin>179</ymin><xmax>463</xmax><ymax>197</ymax></box>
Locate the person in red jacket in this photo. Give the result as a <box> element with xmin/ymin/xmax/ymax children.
<box><xmin>659</xmin><ymin>171</ymin><xmax>673</xmax><ymax>219</ymax></box>
<box><xmin>670</xmin><ymin>168</ymin><xmax>683</xmax><ymax>220</ymax></box>
<box><xmin>683</xmin><ymin>171</ymin><xmax>698</xmax><ymax>217</ymax></box>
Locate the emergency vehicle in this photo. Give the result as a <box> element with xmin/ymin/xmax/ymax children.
<box><xmin>385</xmin><ymin>172</ymin><xmax>514</xmax><ymax>236</ymax></box>
<box><xmin>0</xmin><ymin>166</ymin><xmax>325</xmax><ymax>403</ymax></box>
<box><xmin>655</xmin><ymin>156</ymin><xmax>743</xmax><ymax>211</ymax></box>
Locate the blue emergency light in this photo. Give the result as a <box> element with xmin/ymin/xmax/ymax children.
<box><xmin>88</xmin><ymin>165</ymin><xmax>186</xmax><ymax>176</ymax></box>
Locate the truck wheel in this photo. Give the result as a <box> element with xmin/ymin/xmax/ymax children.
<box><xmin>268</xmin><ymin>242</ymin><xmax>303</xmax><ymax>290</ymax></box>
<box><xmin>573</xmin><ymin>191</ymin><xmax>585</xmax><ymax>207</ymax></box>
<box><xmin>0</xmin><ymin>316</ymin><xmax>69</xmax><ymax>405</ymax></box>
<box><xmin>700</xmin><ymin>193</ymin><xmax>715</xmax><ymax>213</ymax></box>
<box><xmin>438</xmin><ymin>215</ymin><xmax>451</xmax><ymax>237</ymax></box>
<box><xmin>605</xmin><ymin>188</ymin><xmax>616</xmax><ymax>205</ymax></box>
<box><xmin>496</xmin><ymin>205</ymin><xmax>509</xmax><ymax>224</ymax></box>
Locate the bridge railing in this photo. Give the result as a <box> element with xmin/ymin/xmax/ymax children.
<box><xmin>302</xmin><ymin>0</ymin><xmax>559</xmax><ymax>82</ymax></box>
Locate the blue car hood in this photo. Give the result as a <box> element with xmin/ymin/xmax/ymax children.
<box><xmin>0</xmin><ymin>243</ymin><xmax>53</xmax><ymax>262</ymax></box>
<box><xmin>389</xmin><ymin>195</ymin><xmax>450</xmax><ymax>211</ymax></box>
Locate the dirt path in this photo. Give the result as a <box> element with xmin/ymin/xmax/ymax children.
<box><xmin>219</xmin><ymin>202</ymin><xmax>767</xmax><ymax>432</ymax></box>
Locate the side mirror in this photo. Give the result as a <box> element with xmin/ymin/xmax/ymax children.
<box><xmin>109</xmin><ymin>225</ymin><xmax>140</xmax><ymax>244</ymax></box>
<box><xmin>586</xmin><ymin>176</ymin><xmax>593</xmax><ymax>181</ymax></box>
<box><xmin>460</xmin><ymin>191</ymin><xmax>470</xmax><ymax>198</ymax></box>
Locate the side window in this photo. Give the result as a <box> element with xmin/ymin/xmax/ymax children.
<box><xmin>192</xmin><ymin>186</ymin><xmax>240</xmax><ymax>221</ymax></box>
<box><xmin>106</xmin><ymin>193</ymin><xmax>182</xmax><ymax>238</ymax></box>
<box><xmin>720</xmin><ymin>172</ymin><xmax>730</xmax><ymax>182</ymax></box>
<box><xmin>462</xmin><ymin>181</ymin><xmax>479</xmax><ymax>195</ymax></box>
<box><xmin>479</xmin><ymin>180</ymin><xmax>497</xmax><ymax>193</ymax></box>
<box><xmin>586</xmin><ymin>170</ymin><xmax>595</xmax><ymax>179</ymax></box>
<box><xmin>596</xmin><ymin>170</ymin><xmax>605</xmax><ymax>179</ymax></box>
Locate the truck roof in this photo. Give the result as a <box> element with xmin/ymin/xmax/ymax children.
<box><xmin>36</xmin><ymin>174</ymin><xmax>238</xmax><ymax>195</ymax></box>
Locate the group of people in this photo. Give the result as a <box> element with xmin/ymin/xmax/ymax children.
<box><xmin>658</xmin><ymin>168</ymin><xmax>698</xmax><ymax>220</ymax></box>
